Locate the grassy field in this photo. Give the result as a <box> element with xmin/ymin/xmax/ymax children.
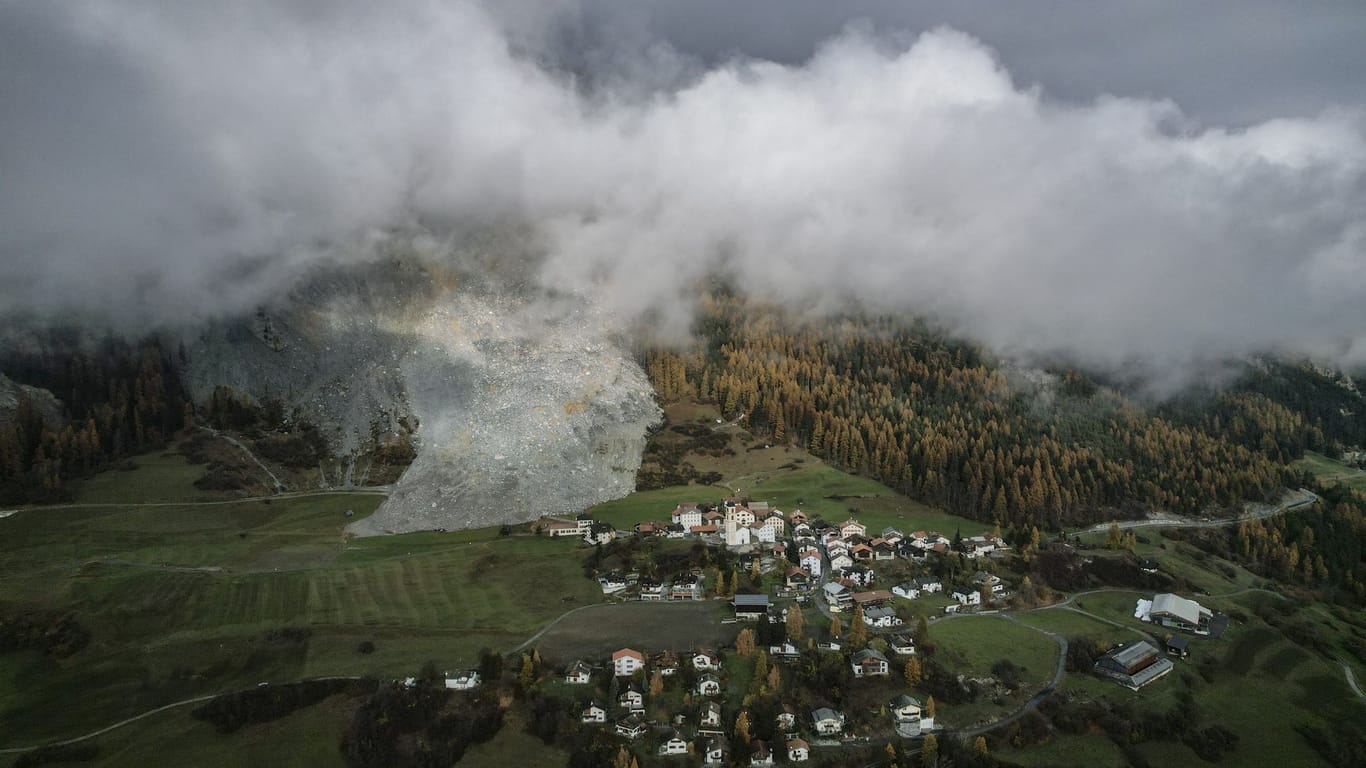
<box><xmin>1295</xmin><ymin>451</ymin><xmax>1366</xmax><ymax>491</ymax></box>
<box><xmin>531</xmin><ymin>602</ymin><xmax>737</xmax><ymax>664</ymax></box>
<box><xmin>1015</xmin><ymin>607</ymin><xmax>1133</xmax><ymax>648</ymax></box>
<box><xmin>926</xmin><ymin>615</ymin><xmax>1060</xmax><ymax>727</ymax></box>
<box><xmin>69</xmin><ymin>449</ymin><xmax>220</xmax><ymax>504</ymax></box>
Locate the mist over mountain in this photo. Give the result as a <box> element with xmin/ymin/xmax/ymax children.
<box><xmin>3</xmin><ymin>0</ymin><xmax>1365</xmax><ymax>386</ymax></box>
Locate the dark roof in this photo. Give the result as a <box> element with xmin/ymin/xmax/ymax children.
<box><xmin>734</xmin><ymin>594</ymin><xmax>770</xmax><ymax>607</ymax></box>
<box><xmin>1167</xmin><ymin>636</ymin><xmax>1190</xmax><ymax>650</ymax></box>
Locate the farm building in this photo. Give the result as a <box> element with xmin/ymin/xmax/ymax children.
<box><xmin>1094</xmin><ymin>641</ymin><xmax>1174</xmax><ymax>690</ymax></box>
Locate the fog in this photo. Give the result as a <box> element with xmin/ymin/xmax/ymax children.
<box><xmin>2</xmin><ymin>1</ymin><xmax>1365</xmax><ymax>383</ymax></box>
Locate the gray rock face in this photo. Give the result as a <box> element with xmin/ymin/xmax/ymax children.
<box><xmin>0</xmin><ymin>373</ymin><xmax>63</xmax><ymax>431</ymax></box>
<box><xmin>185</xmin><ymin>255</ymin><xmax>661</xmax><ymax>534</ymax></box>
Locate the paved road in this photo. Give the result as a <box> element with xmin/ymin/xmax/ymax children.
<box><xmin>1081</xmin><ymin>489</ymin><xmax>1318</xmax><ymax>534</ymax></box>
<box><xmin>0</xmin><ymin>677</ymin><xmax>364</xmax><ymax>755</ymax></box>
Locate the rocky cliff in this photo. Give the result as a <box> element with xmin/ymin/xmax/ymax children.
<box><xmin>184</xmin><ymin>249</ymin><xmax>660</xmax><ymax>534</ymax></box>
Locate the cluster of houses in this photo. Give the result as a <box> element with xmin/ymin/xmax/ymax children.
<box><xmin>568</xmin><ymin>645</ymin><xmax>934</xmax><ymax>764</ymax></box>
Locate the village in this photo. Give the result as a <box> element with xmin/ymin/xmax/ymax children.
<box><xmin>404</xmin><ymin>497</ymin><xmax>1227</xmax><ymax>765</ymax></box>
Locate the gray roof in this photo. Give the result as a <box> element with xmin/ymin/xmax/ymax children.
<box><xmin>811</xmin><ymin>707</ymin><xmax>842</xmax><ymax>722</ymax></box>
<box><xmin>889</xmin><ymin>694</ymin><xmax>921</xmax><ymax>709</ymax></box>
<box><xmin>851</xmin><ymin>649</ymin><xmax>889</xmax><ymax>664</ymax></box>
<box><xmin>734</xmin><ymin>593</ymin><xmax>770</xmax><ymax>607</ymax></box>
<box><xmin>1151</xmin><ymin>593</ymin><xmax>1211</xmax><ymax>626</ymax></box>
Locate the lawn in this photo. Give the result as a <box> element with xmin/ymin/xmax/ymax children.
<box><xmin>930</xmin><ymin>616</ymin><xmax>1059</xmax><ymax>683</ymax></box>
<box><xmin>996</xmin><ymin>732</ymin><xmax>1129</xmax><ymax>768</ymax></box>
<box><xmin>68</xmin><ymin>448</ymin><xmax>219</xmax><ymax>504</ymax></box>
<box><xmin>1015</xmin><ymin>607</ymin><xmax>1132</xmax><ymax>648</ymax></box>
<box><xmin>459</xmin><ymin>727</ymin><xmax>568</xmax><ymax>768</ymax></box>
<box><xmin>1295</xmin><ymin>451</ymin><xmax>1366</xmax><ymax>491</ymax></box>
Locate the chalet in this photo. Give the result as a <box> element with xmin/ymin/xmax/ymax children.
<box><xmin>825</xmin><ymin>537</ymin><xmax>849</xmax><ymax>556</ymax></box>
<box><xmin>784</xmin><ymin>566</ymin><xmax>812</xmax><ymax>589</ymax></box>
<box><xmin>659</xmin><ymin>731</ymin><xmax>690</xmax><ymax>755</ymax></box>
<box><xmin>829</xmin><ymin>553</ymin><xmax>854</xmax><ymax>572</ymax></box>
<box><xmin>634</xmin><ymin>520</ymin><xmax>667</xmax><ymax>535</ymax></box>
<box><xmin>851</xmin><ymin>648</ymin><xmax>890</xmax><ymax>678</ymax></box>
<box><xmin>1147</xmin><ymin>593</ymin><xmax>1214</xmax><ymax>635</ymax></box>
<box><xmin>888</xmin><ymin>634</ymin><xmax>917</xmax><ymax>655</ymax></box>
<box><xmin>789</xmin><ymin>510</ymin><xmax>809</xmax><ymax>525</ymax></box>
<box><xmin>750</xmin><ymin>739</ymin><xmax>774</xmax><ymax>766</ymax></box>
<box><xmin>776</xmin><ymin>704</ymin><xmax>797</xmax><ymax>732</ymax></box>
<box><xmin>811</xmin><ymin>707</ymin><xmax>846</xmax><ymax>736</ymax></box>
<box><xmin>619</xmin><ymin>685</ymin><xmax>645</xmax><ymax>712</ymax></box>
<box><xmin>615</xmin><ymin>713</ymin><xmax>647</xmax><ymax>740</ymax></box>
<box><xmin>699</xmin><ymin>701</ymin><xmax>723</xmax><ymax>731</ymax></box>
<box><xmin>872</xmin><ymin>539</ymin><xmax>898</xmax><ymax>560</ymax></box>
<box><xmin>889</xmin><ymin>694</ymin><xmax>924</xmax><ymax>737</ymax></box>
<box><xmin>654</xmin><ymin>651</ymin><xmax>681</xmax><ymax>676</ymax></box>
<box><xmin>665</xmin><ymin>523</ymin><xmax>687</xmax><ymax>538</ymax></box>
<box><xmin>613</xmin><ymin>648</ymin><xmax>645</xmax><ymax>677</ymax></box>
<box><xmin>863</xmin><ymin>606</ymin><xmax>903</xmax><ymax>628</ymax></box>
<box><xmin>914</xmin><ymin>576</ymin><xmax>943</xmax><ymax>594</ymax></box>
<box><xmin>881</xmin><ymin>527</ymin><xmax>904</xmax><ymax>544</ymax></box>
<box><xmin>792</xmin><ymin>523</ymin><xmax>815</xmax><ymax>541</ymax></box>
<box><xmin>839</xmin><ymin>519</ymin><xmax>868</xmax><ymax>538</ymax></box>
<box><xmin>598</xmin><ymin>571</ymin><xmax>627</xmax><ymax>594</ymax></box>
<box><xmin>692</xmin><ymin>524</ymin><xmax>720</xmax><ymax>536</ymax></box>
<box><xmin>892</xmin><ymin>582</ymin><xmax>920</xmax><ymax>600</ymax></box>
<box><xmin>444</xmin><ymin>670</ymin><xmax>480</xmax><ymax>690</ymax></box>
<box><xmin>581</xmin><ymin>701</ymin><xmax>607</xmax><ymax>723</ymax></box>
<box><xmin>817</xmin><ymin>631</ymin><xmax>843</xmax><ymax>652</ymax></box>
<box><xmin>693</xmin><ymin>649</ymin><xmax>721</xmax><ymax>671</ymax></box>
<box><xmin>671</xmin><ymin>573</ymin><xmax>702</xmax><ymax>600</ymax></box>
<box><xmin>639</xmin><ymin>577</ymin><xmax>665</xmax><ymax>601</ymax></box>
<box><xmin>962</xmin><ymin>535</ymin><xmax>997</xmax><ymax>558</ymax></box>
<box><xmin>787</xmin><ymin>738</ymin><xmax>810</xmax><ymax>762</ymax></box>
<box><xmin>841</xmin><ymin>564</ymin><xmax>876</xmax><ymax>587</ymax></box>
<box><xmin>1094</xmin><ymin>641</ymin><xmax>1174</xmax><ymax>690</ymax></box>
<box><xmin>850</xmin><ymin>543</ymin><xmax>874</xmax><ymax>561</ymax></box>
<box><xmin>564</xmin><ymin>660</ymin><xmax>592</xmax><ymax>684</ymax></box>
<box><xmin>972</xmin><ymin>571</ymin><xmax>1005</xmax><ymax>594</ymax></box>
<box><xmin>768</xmin><ymin>639</ymin><xmax>800</xmax><ymax>659</ymax></box>
<box><xmin>704</xmin><ymin>737</ymin><xmax>729</xmax><ymax>766</ymax></box>
<box><xmin>697</xmin><ymin>672</ymin><xmax>722</xmax><ymax>696</ymax></box>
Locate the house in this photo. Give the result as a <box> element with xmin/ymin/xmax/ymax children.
<box><xmin>822</xmin><ymin>582</ymin><xmax>852</xmax><ymax>612</ymax></box>
<box><xmin>599</xmin><ymin>571</ymin><xmax>628</xmax><ymax>594</ymax></box>
<box><xmin>888</xmin><ymin>634</ymin><xmax>916</xmax><ymax>655</ymax></box>
<box><xmin>768</xmin><ymin>640</ymin><xmax>800</xmax><ymax>659</ymax></box>
<box><xmin>673</xmin><ymin>503</ymin><xmax>703</xmax><ymax>530</ymax></box>
<box><xmin>563</xmin><ymin>660</ymin><xmax>592</xmax><ymax>684</ymax></box>
<box><xmin>951</xmin><ymin>589</ymin><xmax>982</xmax><ymax>606</ymax></box>
<box><xmin>863</xmin><ymin>605</ymin><xmax>903</xmax><ymax>628</ymax></box>
<box><xmin>654</xmin><ymin>651</ymin><xmax>681</xmax><ymax>676</ymax></box>
<box><xmin>665</xmin><ymin>523</ymin><xmax>687</xmax><ymax>538</ymax></box>
<box><xmin>581</xmin><ymin>700</ymin><xmax>607</xmax><ymax>723</ymax></box>
<box><xmin>635</xmin><ymin>520</ymin><xmax>667</xmax><ymax>535</ymax></box>
<box><xmin>444</xmin><ymin>670</ymin><xmax>480</xmax><ymax>690</ymax></box>
<box><xmin>619</xmin><ymin>685</ymin><xmax>645</xmax><ymax>712</ymax></box>
<box><xmin>785</xmin><ymin>566</ymin><xmax>812</xmax><ymax>589</ymax></box>
<box><xmin>585</xmin><ymin>521</ymin><xmax>615</xmax><ymax>545</ymax></box>
<box><xmin>892</xmin><ymin>582</ymin><xmax>920</xmax><ymax>600</ymax></box>
<box><xmin>704</xmin><ymin>737</ymin><xmax>729</xmax><ymax>766</ymax></box>
<box><xmin>1094</xmin><ymin>641</ymin><xmax>1175</xmax><ymax>690</ymax></box>
<box><xmin>671</xmin><ymin>573</ymin><xmax>702</xmax><ymax>600</ymax></box>
<box><xmin>615</xmin><ymin>713</ymin><xmax>647</xmax><ymax>739</ymax></box>
<box><xmin>851</xmin><ymin>648</ymin><xmax>890</xmax><ymax>678</ymax></box>
<box><xmin>842</xmin><ymin>565</ymin><xmax>876</xmax><ymax>587</ymax></box>
<box><xmin>839</xmin><ymin>519</ymin><xmax>867</xmax><ymax>538</ymax></box>
<box><xmin>750</xmin><ymin>740</ymin><xmax>774</xmax><ymax>766</ymax></box>
<box><xmin>613</xmin><ymin>648</ymin><xmax>646</xmax><ymax>677</ymax></box>
<box><xmin>817</xmin><ymin>631</ymin><xmax>843</xmax><ymax>652</ymax></box>
<box><xmin>789</xmin><ymin>510</ymin><xmax>809</xmax><ymax>525</ymax></box>
<box><xmin>659</xmin><ymin>730</ymin><xmax>690</xmax><ymax>755</ymax></box>
<box><xmin>1139</xmin><ymin>559</ymin><xmax>1161</xmax><ymax>574</ymax></box>
<box><xmin>1147</xmin><ymin>593</ymin><xmax>1214</xmax><ymax>635</ymax></box>
<box><xmin>751</xmin><ymin>523</ymin><xmax>777</xmax><ymax>544</ymax></box>
<box><xmin>889</xmin><ymin>694</ymin><xmax>923</xmax><ymax>737</ymax></box>
<box><xmin>972</xmin><ymin>571</ymin><xmax>1005</xmax><ymax>594</ymax></box>
<box><xmin>799</xmin><ymin>548</ymin><xmax>823</xmax><ymax>577</ymax></box>
<box><xmin>1166</xmin><ymin>635</ymin><xmax>1191</xmax><ymax>658</ymax></box>
<box><xmin>639</xmin><ymin>577</ymin><xmax>665</xmax><ymax>601</ymax></box>
<box><xmin>776</xmin><ymin>704</ymin><xmax>797</xmax><ymax>732</ymax></box>
<box><xmin>850</xmin><ymin>543</ymin><xmax>874</xmax><ymax>561</ymax></box>
<box><xmin>699</xmin><ymin>701</ymin><xmax>723</xmax><ymax>731</ymax></box>
<box><xmin>829</xmin><ymin>553</ymin><xmax>854</xmax><ymax>572</ymax></box>
<box><xmin>811</xmin><ymin>707</ymin><xmax>846</xmax><ymax>736</ymax></box>
<box><xmin>787</xmin><ymin>738</ymin><xmax>810</xmax><ymax>762</ymax></box>
<box><xmin>734</xmin><ymin>593</ymin><xmax>771</xmax><ymax>620</ymax></box>
<box><xmin>693</xmin><ymin>649</ymin><xmax>721</xmax><ymax>671</ymax></box>
<box><xmin>914</xmin><ymin>576</ymin><xmax>943</xmax><ymax>594</ymax></box>
<box><xmin>697</xmin><ymin>673</ymin><xmax>722</xmax><ymax>696</ymax></box>
<box><xmin>872</xmin><ymin>539</ymin><xmax>898</xmax><ymax>560</ymax></box>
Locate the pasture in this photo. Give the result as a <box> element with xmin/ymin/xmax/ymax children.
<box><xmin>531</xmin><ymin>601</ymin><xmax>736</xmax><ymax>663</ymax></box>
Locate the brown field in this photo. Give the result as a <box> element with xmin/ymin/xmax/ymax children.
<box><xmin>531</xmin><ymin>601</ymin><xmax>738</xmax><ymax>664</ymax></box>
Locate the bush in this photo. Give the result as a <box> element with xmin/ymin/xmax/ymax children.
<box><xmin>357</xmin><ymin>640</ymin><xmax>376</xmax><ymax>655</ymax></box>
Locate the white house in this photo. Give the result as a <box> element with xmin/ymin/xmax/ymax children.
<box><xmin>811</xmin><ymin>707</ymin><xmax>845</xmax><ymax>736</ymax></box>
<box><xmin>704</xmin><ymin>738</ymin><xmax>728</xmax><ymax>766</ymax></box>
<box><xmin>787</xmin><ymin>738</ymin><xmax>810</xmax><ymax>762</ymax></box>
<box><xmin>616</xmin><ymin>713</ymin><xmax>647</xmax><ymax>740</ymax></box>
<box><xmin>750</xmin><ymin>740</ymin><xmax>774</xmax><ymax>766</ymax></box>
<box><xmin>888</xmin><ymin>634</ymin><xmax>916</xmax><ymax>655</ymax></box>
<box><xmin>599</xmin><ymin>572</ymin><xmax>628</xmax><ymax>594</ymax></box>
<box><xmin>799</xmin><ymin>548</ymin><xmax>823</xmax><ymax>577</ymax></box>
<box><xmin>829</xmin><ymin>553</ymin><xmax>854</xmax><ymax>572</ymax></box>
<box><xmin>776</xmin><ymin>704</ymin><xmax>797</xmax><ymax>733</ymax></box>
<box><xmin>914</xmin><ymin>576</ymin><xmax>943</xmax><ymax>594</ymax></box>
<box><xmin>619</xmin><ymin>686</ymin><xmax>645</xmax><ymax>712</ymax></box>
<box><xmin>839</xmin><ymin>519</ymin><xmax>867</xmax><ymax>538</ymax></box>
<box><xmin>952</xmin><ymin>589</ymin><xmax>982</xmax><ymax>606</ymax></box>
<box><xmin>851</xmin><ymin>649</ymin><xmax>890</xmax><ymax>678</ymax></box>
<box><xmin>613</xmin><ymin>648</ymin><xmax>646</xmax><ymax>677</ymax></box>
<box><xmin>564</xmin><ymin>660</ymin><xmax>592</xmax><ymax>684</ymax></box>
<box><xmin>697</xmin><ymin>673</ymin><xmax>722</xmax><ymax>696</ymax></box>
<box><xmin>444</xmin><ymin>670</ymin><xmax>480</xmax><ymax>690</ymax></box>
<box><xmin>700</xmin><ymin>701</ymin><xmax>723</xmax><ymax>730</ymax></box>
<box><xmin>673</xmin><ymin>503</ymin><xmax>703</xmax><ymax>530</ymax></box>
<box><xmin>581</xmin><ymin>701</ymin><xmax>607</xmax><ymax>723</ymax></box>
<box><xmin>892</xmin><ymin>582</ymin><xmax>920</xmax><ymax>600</ymax></box>
<box><xmin>693</xmin><ymin>649</ymin><xmax>721</xmax><ymax>671</ymax></box>
<box><xmin>659</xmin><ymin>731</ymin><xmax>690</xmax><ymax>755</ymax></box>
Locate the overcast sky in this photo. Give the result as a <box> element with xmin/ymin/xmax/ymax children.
<box><xmin>2</xmin><ymin>1</ymin><xmax>1364</xmax><ymax>385</ymax></box>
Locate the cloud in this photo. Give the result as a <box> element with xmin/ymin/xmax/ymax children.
<box><xmin>2</xmin><ymin>1</ymin><xmax>1365</xmax><ymax>382</ymax></box>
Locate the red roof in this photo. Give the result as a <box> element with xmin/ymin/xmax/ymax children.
<box><xmin>613</xmin><ymin>648</ymin><xmax>644</xmax><ymax>662</ymax></box>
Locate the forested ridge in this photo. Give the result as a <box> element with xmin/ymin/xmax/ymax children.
<box><xmin>645</xmin><ymin>296</ymin><xmax>1341</xmax><ymax>530</ymax></box>
<box><xmin>0</xmin><ymin>335</ymin><xmax>189</xmax><ymax>503</ymax></box>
